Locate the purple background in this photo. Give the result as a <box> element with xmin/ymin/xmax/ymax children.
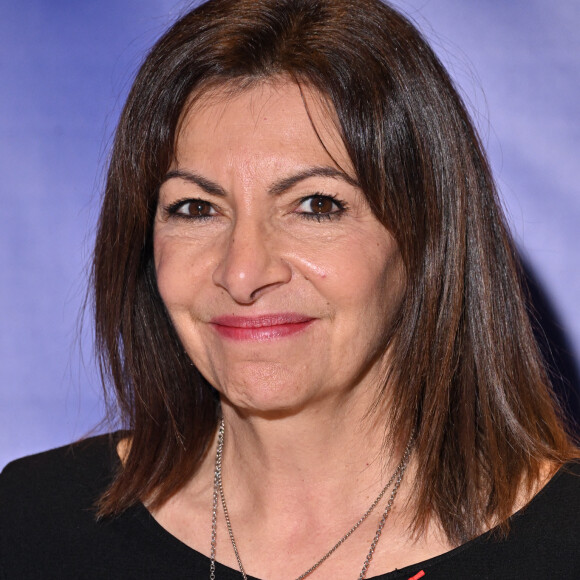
<box><xmin>1</xmin><ymin>0</ymin><xmax>579</xmax><ymax>469</ymax></box>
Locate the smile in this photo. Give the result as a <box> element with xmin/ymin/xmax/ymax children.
<box><xmin>209</xmin><ymin>314</ymin><xmax>315</xmax><ymax>341</ymax></box>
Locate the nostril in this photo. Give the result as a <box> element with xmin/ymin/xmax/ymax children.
<box><xmin>212</xmin><ymin>229</ymin><xmax>292</xmax><ymax>304</ymax></box>
<box><xmin>213</xmin><ymin>236</ymin><xmax>292</xmax><ymax>304</ymax></box>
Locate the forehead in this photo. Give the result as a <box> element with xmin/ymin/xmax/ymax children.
<box><xmin>172</xmin><ymin>79</ymin><xmax>355</xmax><ymax>177</ymax></box>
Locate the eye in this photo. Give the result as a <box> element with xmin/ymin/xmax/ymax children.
<box><xmin>167</xmin><ymin>199</ymin><xmax>217</xmax><ymax>219</ymax></box>
<box><xmin>297</xmin><ymin>194</ymin><xmax>345</xmax><ymax>221</ymax></box>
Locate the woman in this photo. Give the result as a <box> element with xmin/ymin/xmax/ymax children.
<box><xmin>1</xmin><ymin>0</ymin><xmax>578</xmax><ymax>578</ymax></box>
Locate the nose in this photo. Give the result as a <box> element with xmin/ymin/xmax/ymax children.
<box><xmin>212</xmin><ymin>218</ymin><xmax>292</xmax><ymax>304</ymax></box>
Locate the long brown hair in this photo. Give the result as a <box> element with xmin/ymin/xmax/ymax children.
<box><xmin>93</xmin><ymin>0</ymin><xmax>576</xmax><ymax>543</ymax></box>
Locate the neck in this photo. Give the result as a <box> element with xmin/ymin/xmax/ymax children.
<box><xmin>209</xmin><ymin>404</ymin><xmax>416</xmax><ymax>580</ymax></box>
<box><xmin>217</xmin><ymin>398</ymin><xmax>404</xmax><ymax>521</ymax></box>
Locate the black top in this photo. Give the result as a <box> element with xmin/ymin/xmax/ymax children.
<box><xmin>0</xmin><ymin>434</ymin><xmax>579</xmax><ymax>580</ymax></box>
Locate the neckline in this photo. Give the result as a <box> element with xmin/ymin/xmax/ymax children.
<box><xmin>111</xmin><ymin>436</ymin><xmax>573</xmax><ymax>579</ymax></box>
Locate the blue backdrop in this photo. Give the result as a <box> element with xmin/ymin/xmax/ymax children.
<box><xmin>1</xmin><ymin>0</ymin><xmax>579</xmax><ymax>468</ymax></box>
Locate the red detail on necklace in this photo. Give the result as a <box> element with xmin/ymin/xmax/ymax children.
<box><xmin>408</xmin><ymin>572</ymin><xmax>426</xmax><ymax>580</ymax></box>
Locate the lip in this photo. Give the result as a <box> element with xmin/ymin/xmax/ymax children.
<box><xmin>210</xmin><ymin>313</ymin><xmax>315</xmax><ymax>341</ymax></box>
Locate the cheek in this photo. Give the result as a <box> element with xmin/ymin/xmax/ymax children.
<box><xmin>297</xmin><ymin>234</ymin><xmax>403</xmax><ymax>305</ymax></box>
<box><xmin>153</xmin><ymin>233</ymin><xmax>207</xmax><ymax>313</ymax></box>
<box><xmin>370</xmin><ymin>246</ymin><xmax>406</xmax><ymax>319</ymax></box>
<box><xmin>154</xmin><ymin>237</ymin><xmax>180</xmax><ymax>308</ymax></box>
<box><xmin>332</xmin><ymin>243</ymin><xmax>405</xmax><ymax>341</ymax></box>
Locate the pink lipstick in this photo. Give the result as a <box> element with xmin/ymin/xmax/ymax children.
<box><xmin>210</xmin><ymin>313</ymin><xmax>315</xmax><ymax>341</ymax></box>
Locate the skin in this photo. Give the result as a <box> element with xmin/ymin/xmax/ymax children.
<box><xmin>150</xmin><ymin>80</ymin><xmax>455</xmax><ymax>578</ymax></box>
<box><xmin>154</xmin><ymin>82</ymin><xmax>405</xmax><ymax>420</ymax></box>
<box><xmin>115</xmin><ymin>78</ymin><xmax>558</xmax><ymax>578</ymax></box>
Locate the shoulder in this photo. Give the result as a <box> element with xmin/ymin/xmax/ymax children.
<box><xmin>522</xmin><ymin>460</ymin><xmax>580</xmax><ymax>516</ymax></box>
<box><xmin>0</xmin><ymin>433</ymin><xmax>123</xmax><ymax>577</ymax></box>
<box><xmin>0</xmin><ymin>433</ymin><xmax>214</xmax><ymax>579</ymax></box>
<box><xmin>465</xmin><ymin>461</ymin><xmax>580</xmax><ymax>576</ymax></box>
<box><xmin>390</xmin><ymin>462</ymin><xmax>580</xmax><ymax>580</ymax></box>
<box><xmin>520</xmin><ymin>460</ymin><xmax>580</xmax><ymax>530</ymax></box>
<box><xmin>491</xmin><ymin>461</ymin><xmax>580</xmax><ymax>556</ymax></box>
<box><xmin>0</xmin><ymin>432</ymin><xmax>121</xmax><ymax>513</ymax></box>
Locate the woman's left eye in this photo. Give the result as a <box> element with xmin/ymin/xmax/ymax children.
<box><xmin>296</xmin><ymin>195</ymin><xmax>345</xmax><ymax>221</ymax></box>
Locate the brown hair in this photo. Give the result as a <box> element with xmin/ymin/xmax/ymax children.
<box><xmin>93</xmin><ymin>0</ymin><xmax>576</xmax><ymax>543</ymax></box>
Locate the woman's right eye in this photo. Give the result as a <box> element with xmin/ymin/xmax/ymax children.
<box><xmin>169</xmin><ymin>199</ymin><xmax>217</xmax><ymax>219</ymax></box>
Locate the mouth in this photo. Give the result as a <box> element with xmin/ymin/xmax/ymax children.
<box><xmin>209</xmin><ymin>313</ymin><xmax>316</xmax><ymax>341</ymax></box>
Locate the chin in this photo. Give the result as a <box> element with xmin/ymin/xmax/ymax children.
<box><xmin>214</xmin><ymin>364</ymin><xmax>317</xmax><ymax>417</ymax></box>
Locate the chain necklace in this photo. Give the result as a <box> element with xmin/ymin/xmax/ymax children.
<box><xmin>209</xmin><ymin>419</ymin><xmax>413</xmax><ymax>580</ymax></box>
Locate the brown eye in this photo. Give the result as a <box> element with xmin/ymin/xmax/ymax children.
<box><xmin>176</xmin><ymin>199</ymin><xmax>216</xmax><ymax>218</ymax></box>
<box><xmin>309</xmin><ymin>197</ymin><xmax>335</xmax><ymax>214</ymax></box>
<box><xmin>297</xmin><ymin>195</ymin><xmax>344</xmax><ymax>220</ymax></box>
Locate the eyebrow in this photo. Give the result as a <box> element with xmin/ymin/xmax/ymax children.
<box><xmin>161</xmin><ymin>166</ymin><xmax>360</xmax><ymax>197</ymax></box>
<box><xmin>162</xmin><ymin>170</ymin><xmax>227</xmax><ymax>196</ymax></box>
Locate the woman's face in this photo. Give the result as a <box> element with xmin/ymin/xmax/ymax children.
<box><xmin>154</xmin><ymin>80</ymin><xmax>405</xmax><ymax>416</ymax></box>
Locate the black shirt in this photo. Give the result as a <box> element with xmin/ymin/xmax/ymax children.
<box><xmin>1</xmin><ymin>434</ymin><xmax>579</xmax><ymax>579</ymax></box>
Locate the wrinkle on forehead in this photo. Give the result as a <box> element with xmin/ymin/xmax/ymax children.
<box><xmin>172</xmin><ymin>75</ymin><xmax>356</xmax><ymax>180</ymax></box>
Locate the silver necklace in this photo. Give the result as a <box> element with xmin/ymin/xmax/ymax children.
<box><xmin>209</xmin><ymin>419</ymin><xmax>413</xmax><ymax>580</ymax></box>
